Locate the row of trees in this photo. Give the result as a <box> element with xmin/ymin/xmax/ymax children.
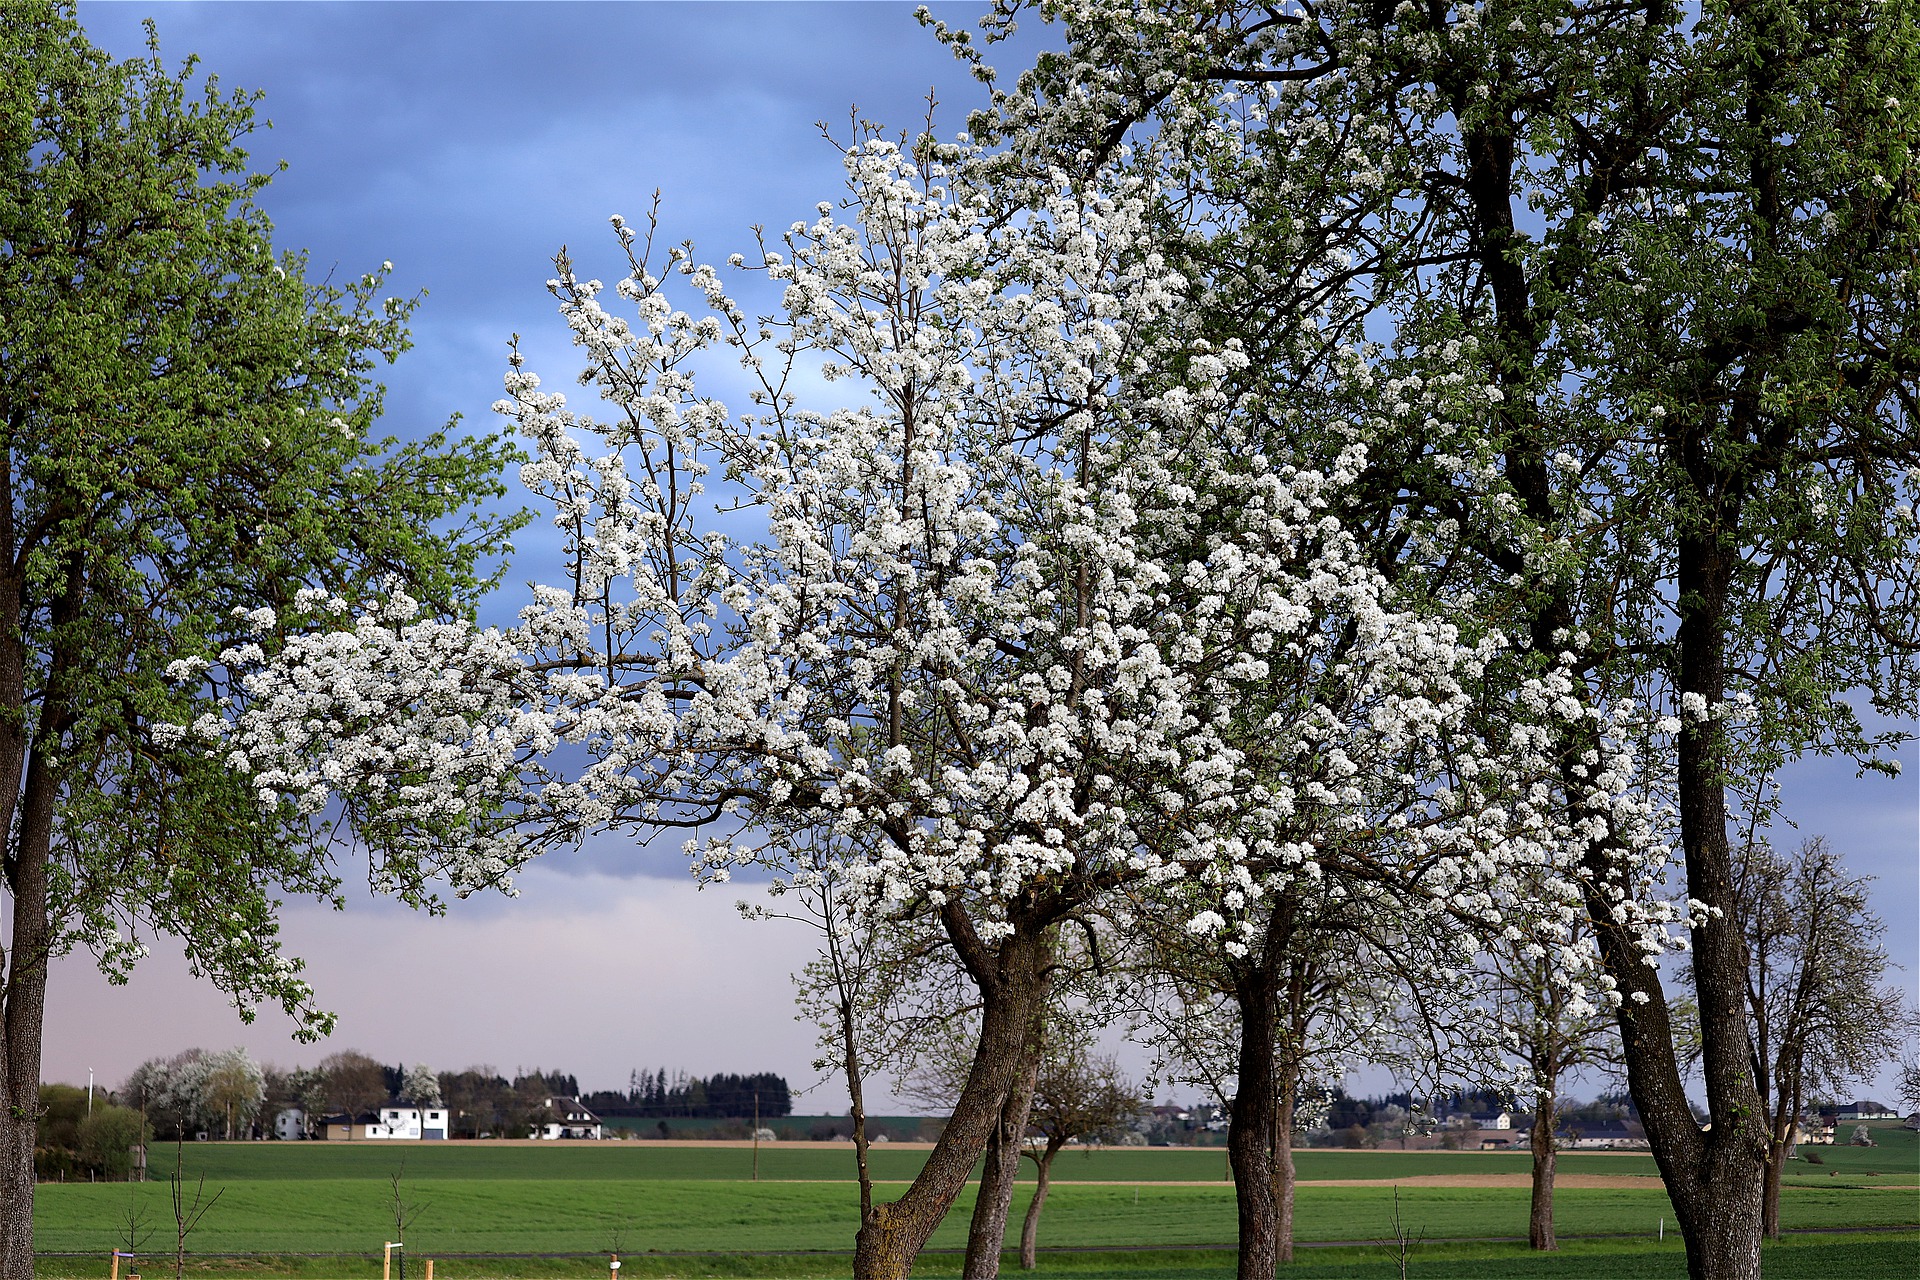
<box><xmin>2</xmin><ymin>5</ymin><xmax>1915</xmax><ymax>1280</ymax></box>
<box><xmin>104</xmin><ymin>1051</ymin><xmax>794</xmax><ymax>1141</ymax></box>
<box><xmin>206</xmin><ymin>1</ymin><xmax>1918</xmax><ymax>1275</ymax></box>
<box><xmin>584</xmin><ymin>1069</ymin><xmax>794</xmax><ymax>1119</ymax></box>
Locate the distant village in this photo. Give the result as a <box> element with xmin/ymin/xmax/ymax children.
<box><xmin>34</xmin><ymin>1043</ymin><xmax>1913</xmax><ymax>1180</ymax></box>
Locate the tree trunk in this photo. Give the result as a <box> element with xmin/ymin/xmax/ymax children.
<box><xmin>1586</xmin><ymin>530</ymin><xmax>1764</xmax><ymax>1280</ymax></box>
<box><xmin>1227</xmin><ymin>968</ymin><xmax>1280</xmax><ymax>1280</ymax></box>
<box><xmin>1</xmin><ymin>754</ymin><xmax>59</xmax><ymax>1280</ymax></box>
<box><xmin>852</xmin><ymin>924</ymin><xmax>1049</xmax><ymax>1280</ymax></box>
<box><xmin>1274</xmin><ymin>1070</ymin><xmax>1296</xmax><ymax>1266</ymax></box>
<box><xmin>1018</xmin><ymin>1143</ymin><xmax>1062</xmax><ymax>1270</ymax></box>
<box><xmin>0</xmin><ymin>909</ymin><xmax>48</xmax><ymax>1280</ymax></box>
<box><xmin>1761</xmin><ymin>1074</ymin><xmax>1796</xmax><ymax>1242</ymax></box>
<box><xmin>1528</xmin><ymin>1089</ymin><xmax>1557</xmax><ymax>1251</ymax></box>
<box><xmin>962</xmin><ymin>1040</ymin><xmax>1041</xmax><ymax>1280</ymax></box>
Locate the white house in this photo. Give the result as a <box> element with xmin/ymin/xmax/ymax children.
<box><xmin>1470</xmin><ymin>1110</ymin><xmax>1514</xmax><ymax>1131</ymax></box>
<box><xmin>535</xmin><ymin>1096</ymin><xmax>601</xmax><ymax>1140</ymax></box>
<box><xmin>273</xmin><ymin>1108</ymin><xmax>307</xmax><ymax>1141</ymax></box>
<box><xmin>320</xmin><ymin>1101</ymin><xmax>450</xmax><ymax>1140</ymax></box>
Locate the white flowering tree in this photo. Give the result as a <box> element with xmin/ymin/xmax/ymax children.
<box><xmin>399</xmin><ymin>1063</ymin><xmax>443</xmax><ymax>1110</ymax></box>
<box><xmin>1099</xmin><ymin>445</ymin><xmax>1668</xmax><ymax>1276</ymax></box>
<box><xmin>207</xmin><ymin>130</ymin><xmax>1269</xmax><ymax>1275</ymax></box>
<box><xmin>210</xmin><ymin>119</ymin><xmax>1666</xmax><ymax>1280</ymax></box>
<box><xmin>945</xmin><ymin>4</ymin><xmax>1920</xmax><ymax>1277</ymax></box>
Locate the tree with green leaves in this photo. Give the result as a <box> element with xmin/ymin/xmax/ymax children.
<box><xmin>77</xmin><ymin>1104</ymin><xmax>150</xmax><ymax>1180</ymax></box>
<box><xmin>0</xmin><ymin>6</ymin><xmax>517</xmax><ymax>1274</ymax></box>
<box><xmin>947</xmin><ymin>2</ymin><xmax>1919</xmax><ymax>1276</ymax></box>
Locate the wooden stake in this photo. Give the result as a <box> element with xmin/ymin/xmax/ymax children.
<box><xmin>425</xmin><ymin>1260</ymin><xmax>434</xmax><ymax>1280</ymax></box>
<box><xmin>384</xmin><ymin>1242</ymin><xmax>398</xmax><ymax>1280</ymax></box>
<box><xmin>110</xmin><ymin>1251</ymin><xmax>122</xmax><ymax>1280</ymax></box>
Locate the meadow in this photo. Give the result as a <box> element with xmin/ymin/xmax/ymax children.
<box><xmin>31</xmin><ymin>1125</ymin><xmax>1917</xmax><ymax>1278</ymax></box>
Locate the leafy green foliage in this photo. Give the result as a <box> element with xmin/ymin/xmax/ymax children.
<box><xmin>0</xmin><ymin>0</ymin><xmax>522</xmax><ymax>1033</ymax></box>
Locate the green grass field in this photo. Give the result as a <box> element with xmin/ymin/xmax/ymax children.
<box><xmin>31</xmin><ymin>1124</ymin><xmax>1918</xmax><ymax>1277</ymax></box>
<box><xmin>22</xmin><ymin>1236</ymin><xmax>1920</xmax><ymax>1280</ymax></box>
<box><xmin>68</xmin><ymin>1122</ymin><xmax>1915</xmax><ymax>1187</ymax></box>
<box><xmin>55</xmin><ymin>1141</ymin><xmax>1687</xmax><ymax>1185</ymax></box>
<box><xmin>33</xmin><ymin>1178</ymin><xmax>1920</xmax><ymax>1255</ymax></box>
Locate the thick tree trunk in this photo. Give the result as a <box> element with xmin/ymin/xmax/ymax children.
<box><xmin>1585</xmin><ymin>533</ymin><xmax>1763</xmax><ymax>1280</ymax></box>
<box><xmin>1227</xmin><ymin>969</ymin><xmax>1279</xmax><ymax>1280</ymax></box>
<box><xmin>1528</xmin><ymin>1091</ymin><xmax>1557</xmax><ymax>1251</ymax></box>
<box><xmin>1018</xmin><ymin>1144</ymin><xmax>1061</xmax><ymax>1270</ymax></box>
<box><xmin>962</xmin><ymin>1041</ymin><xmax>1041</xmax><ymax>1280</ymax></box>
<box><xmin>852</xmin><ymin>925</ymin><xmax>1049</xmax><ymax>1280</ymax></box>
<box><xmin>0</xmin><ymin>548</ymin><xmax>36</xmax><ymax>1280</ymax></box>
<box><xmin>2</xmin><ymin>758</ymin><xmax>58</xmax><ymax>1280</ymax></box>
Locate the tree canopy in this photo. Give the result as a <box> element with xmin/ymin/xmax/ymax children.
<box><xmin>0</xmin><ymin>6</ymin><xmax>519</xmax><ymax>1275</ymax></box>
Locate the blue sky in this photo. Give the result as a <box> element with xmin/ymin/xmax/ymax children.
<box><xmin>44</xmin><ymin>1</ymin><xmax>1917</xmax><ymax>1113</ymax></box>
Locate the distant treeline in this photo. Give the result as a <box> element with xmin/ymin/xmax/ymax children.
<box><xmin>583</xmin><ymin>1069</ymin><xmax>792</xmax><ymax>1119</ymax></box>
<box><xmin>1309</xmin><ymin>1087</ymin><xmax>1646</xmax><ymax>1136</ymax></box>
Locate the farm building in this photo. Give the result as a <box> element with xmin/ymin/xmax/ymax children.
<box><xmin>319</xmin><ymin>1102</ymin><xmax>450</xmax><ymax>1140</ymax></box>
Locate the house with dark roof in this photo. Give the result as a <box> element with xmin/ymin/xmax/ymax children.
<box><xmin>536</xmin><ymin>1096</ymin><xmax>602</xmax><ymax>1140</ymax></box>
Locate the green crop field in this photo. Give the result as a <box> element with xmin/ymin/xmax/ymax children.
<box><xmin>30</xmin><ymin>1124</ymin><xmax>1917</xmax><ymax>1278</ymax></box>
<box><xmin>46</xmin><ymin>1141</ymin><xmax>1696</xmax><ymax>1185</ymax></box>
<box><xmin>57</xmin><ymin>1122</ymin><xmax>1914</xmax><ymax>1187</ymax></box>
<box><xmin>32</xmin><ymin>1178</ymin><xmax>1920</xmax><ymax>1256</ymax></box>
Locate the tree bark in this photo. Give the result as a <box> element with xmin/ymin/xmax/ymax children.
<box><xmin>1</xmin><ymin>755</ymin><xmax>59</xmax><ymax>1280</ymax></box>
<box><xmin>1274</xmin><ymin>1069</ymin><xmax>1296</xmax><ymax>1266</ymax></box>
<box><xmin>1017</xmin><ymin>1143</ymin><xmax>1062</xmax><ymax>1270</ymax></box>
<box><xmin>1528</xmin><ymin>1089</ymin><xmax>1557</xmax><ymax>1251</ymax></box>
<box><xmin>1460</xmin><ymin>58</ymin><xmax>1769</xmax><ymax>1271</ymax></box>
<box><xmin>0</xmin><ymin>556</ymin><xmax>71</xmax><ymax>1280</ymax></box>
<box><xmin>852</xmin><ymin>922</ymin><xmax>1050</xmax><ymax>1280</ymax></box>
<box><xmin>1761</xmin><ymin>1074</ymin><xmax>1800</xmax><ymax>1240</ymax></box>
<box><xmin>1226</xmin><ymin>967</ymin><xmax>1280</xmax><ymax>1280</ymax></box>
<box><xmin>962</xmin><ymin>1038</ymin><xmax>1041</xmax><ymax>1280</ymax></box>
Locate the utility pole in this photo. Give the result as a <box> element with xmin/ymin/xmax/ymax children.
<box><xmin>752</xmin><ymin>1091</ymin><xmax>760</xmax><ymax>1182</ymax></box>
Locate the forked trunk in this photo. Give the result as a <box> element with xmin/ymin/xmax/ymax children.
<box><xmin>852</xmin><ymin>926</ymin><xmax>1049</xmax><ymax>1280</ymax></box>
<box><xmin>1017</xmin><ymin>1143</ymin><xmax>1062</xmax><ymax>1270</ymax></box>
